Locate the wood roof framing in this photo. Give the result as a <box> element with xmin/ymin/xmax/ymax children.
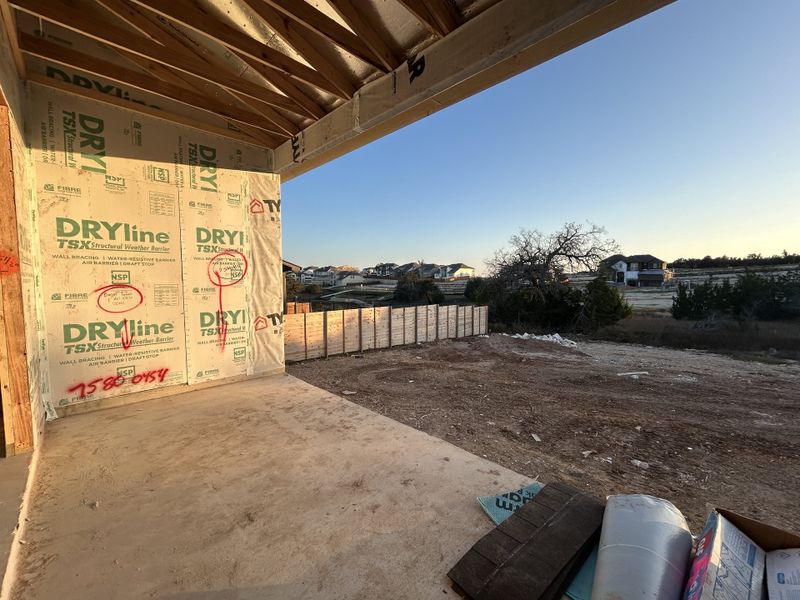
<box><xmin>3</xmin><ymin>0</ymin><xmax>677</xmax><ymax>156</ymax></box>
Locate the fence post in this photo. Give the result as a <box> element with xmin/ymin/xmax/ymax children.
<box><xmin>414</xmin><ymin>306</ymin><xmax>418</xmax><ymax>343</ymax></box>
<box><xmin>388</xmin><ymin>307</ymin><xmax>393</xmax><ymax>347</ymax></box>
<box><xmin>303</xmin><ymin>313</ymin><xmax>308</xmax><ymax>360</ymax></box>
<box><xmin>373</xmin><ymin>307</ymin><xmax>377</xmax><ymax>349</ymax></box>
<box><xmin>402</xmin><ymin>308</ymin><xmax>406</xmax><ymax>345</ymax></box>
<box><xmin>323</xmin><ymin>310</ymin><xmax>328</xmax><ymax>358</ymax></box>
<box><xmin>358</xmin><ymin>308</ymin><xmax>363</xmax><ymax>352</ymax></box>
<box><xmin>435</xmin><ymin>304</ymin><xmax>439</xmax><ymax>340</ymax></box>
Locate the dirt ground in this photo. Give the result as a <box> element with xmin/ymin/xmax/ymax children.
<box><xmin>289</xmin><ymin>335</ymin><xmax>800</xmax><ymax>533</ymax></box>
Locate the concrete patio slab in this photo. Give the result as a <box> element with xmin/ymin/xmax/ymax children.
<box><xmin>10</xmin><ymin>374</ymin><xmax>529</xmax><ymax>599</ymax></box>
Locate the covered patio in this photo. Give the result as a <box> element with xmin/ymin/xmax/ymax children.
<box><xmin>10</xmin><ymin>375</ymin><xmax>528</xmax><ymax>599</ymax></box>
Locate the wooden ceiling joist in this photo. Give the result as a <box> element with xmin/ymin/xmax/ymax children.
<box><xmin>0</xmin><ymin>0</ymin><xmax>25</xmax><ymax>77</ymax></box>
<box><xmin>327</xmin><ymin>0</ymin><xmax>401</xmax><ymax>71</ymax></box>
<box><xmin>126</xmin><ymin>0</ymin><xmax>349</xmax><ymax>99</ymax></box>
<box><xmin>18</xmin><ymin>33</ymin><xmax>289</xmax><ymax>139</ymax></box>
<box><xmin>10</xmin><ymin>0</ymin><xmax>316</xmax><ymax>118</ymax></box>
<box><xmin>395</xmin><ymin>0</ymin><xmax>459</xmax><ymax>38</ymax></box>
<box><xmin>240</xmin><ymin>0</ymin><xmax>357</xmax><ymax>99</ymax></box>
<box><xmin>237</xmin><ymin>54</ymin><xmax>328</xmax><ymax>121</ymax></box>
<box><xmin>94</xmin><ymin>0</ymin><xmax>302</xmax><ymax>136</ymax></box>
<box><xmin>262</xmin><ymin>0</ymin><xmax>385</xmax><ymax>71</ymax></box>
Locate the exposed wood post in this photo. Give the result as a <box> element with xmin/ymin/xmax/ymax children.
<box><xmin>372</xmin><ymin>307</ymin><xmax>376</xmax><ymax>348</ymax></box>
<box><xmin>388</xmin><ymin>306</ymin><xmax>392</xmax><ymax>347</ymax></box>
<box><xmin>323</xmin><ymin>310</ymin><xmax>328</xmax><ymax>358</ymax></box>
<box><xmin>402</xmin><ymin>308</ymin><xmax>406</xmax><ymax>345</ymax></box>
<box><xmin>358</xmin><ymin>308</ymin><xmax>362</xmax><ymax>352</ymax></box>
<box><xmin>435</xmin><ymin>304</ymin><xmax>439</xmax><ymax>341</ymax></box>
<box><xmin>303</xmin><ymin>312</ymin><xmax>308</xmax><ymax>360</ymax></box>
<box><xmin>0</xmin><ymin>105</ymin><xmax>33</xmax><ymax>455</ymax></box>
<box><xmin>342</xmin><ymin>310</ymin><xmax>345</xmax><ymax>354</ymax></box>
<box><xmin>414</xmin><ymin>305</ymin><xmax>418</xmax><ymax>343</ymax></box>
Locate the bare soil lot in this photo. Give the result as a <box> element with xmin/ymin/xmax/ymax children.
<box><xmin>289</xmin><ymin>335</ymin><xmax>800</xmax><ymax>532</ymax></box>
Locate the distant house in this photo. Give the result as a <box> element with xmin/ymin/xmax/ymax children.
<box><xmin>299</xmin><ymin>266</ymin><xmax>337</xmax><ymax>287</ymax></box>
<box><xmin>282</xmin><ymin>259</ymin><xmax>301</xmax><ymax>280</ymax></box>
<box><xmin>373</xmin><ymin>262</ymin><xmax>399</xmax><ymax>277</ymax></box>
<box><xmin>441</xmin><ymin>263</ymin><xmax>475</xmax><ymax>279</ymax></box>
<box><xmin>604</xmin><ymin>254</ymin><xmax>672</xmax><ymax>287</ymax></box>
<box><xmin>336</xmin><ymin>271</ymin><xmax>365</xmax><ymax>286</ymax></box>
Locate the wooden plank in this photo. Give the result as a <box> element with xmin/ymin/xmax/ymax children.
<box><xmin>403</xmin><ymin>307</ymin><xmax>415</xmax><ymax>345</ymax></box>
<box><xmin>327</xmin><ymin>0</ymin><xmax>401</xmax><ymax>71</ymax></box>
<box><xmin>27</xmin><ymin>73</ymin><xmax>274</xmax><ymax>147</ymax></box>
<box><xmin>0</xmin><ymin>276</ymin><xmax>16</xmax><ymax>455</ymax></box>
<box><xmin>396</xmin><ymin>0</ymin><xmax>446</xmax><ymax>37</ymax></box>
<box><xmin>374</xmin><ymin>306</ymin><xmax>390</xmax><ymax>348</ymax></box>
<box><xmin>19</xmin><ymin>33</ymin><xmax>288</xmax><ymax>139</ymax></box>
<box><xmin>127</xmin><ymin>0</ymin><xmax>347</xmax><ymax>98</ymax></box>
<box><xmin>448</xmin><ymin>483</ymin><xmax>605</xmax><ymax>600</ymax></box>
<box><xmin>0</xmin><ymin>106</ymin><xmax>33</xmax><ymax>453</ymax></box>
<box><xmin>0</xmin><ymin>0</ymin><xmax>25</xmax><ymax>78</ymax></box>
<box><xmin>361</xmin><ymin>307</ymin><xmax>375</xmax><ymax>350</ymax></box>
<box><xmin>325</xmin><ymin>309</ymin><xmax>344</xmax><ymax>356</ymax></box>
<box><xmin>283</xmin><ymin>313</ymin><xmax>306</xmax><ymax>361</ymax></box>
<box><xmin>343</xmin><ymin>308</ymin><xmax>360</xmax><ymax>353</ymax></box>
<box><xmin>263</xmin><ymin>0</ymin><xmax>386</xmax><ymax>71</ymax></box>
<box><xmin>11</xmin><ymin>0</ymin><xmax>315</xmax><ymax>115</ymax></box>
<box><xmin>305</xmin><ymin>312</ymin><xmax>325</xmax><ymax>358</ymax></box>
<box><xmin>391</xmin><ymin>308</ymin><xmax>403</xmax><ymax>346</ymax></box>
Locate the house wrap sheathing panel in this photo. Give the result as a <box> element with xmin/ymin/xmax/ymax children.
<box><xmin>26</xmin><ymin>83</ymin><xmax>283</xmax><ymax>414</ymax></box>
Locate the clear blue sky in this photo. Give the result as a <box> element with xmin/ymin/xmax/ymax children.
<box><xmin>283</xmin><ymin>0</ymin><xmax>800</xmax><ymax>272</ymax></box>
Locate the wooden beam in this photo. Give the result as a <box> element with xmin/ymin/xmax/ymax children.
<box><xmin>0</xmin><ymin>0</ymin><xmax>25</xmax><ymax>77</ymax></box>
<box><xmin>95</xmin><ymin>0</ymin><xmax>302</xmax><ymax>135</ymax></box>
<box><xmin>126</xmin><ymin>0</ymin><xmax>350</xmax><ymax>98</ymax></box>
<box><xmin>275</xmin><ymin>0</ymin><xmax>676</xmax><ymax>179</ymax></box>
<box><xmin>27</xmin><ymin>73</ymin><xmax>279</xmax><ymax>148</ymax></box>
<box><xmin>0</xmin><ymin>105</ymin><xmax>33</xmax><ymax>454</ymax></box>
<box><xmin>239</xmin><ymin>0</ymin><xmax>357</xmax><ymax>99</ymax></box>
<box><xmin>236</xmin><ymin>55</ymin><xmax>327</xmax><ymax>120</ymax></box>
<box><xmin>96</xmin><ymin>0</ymin><xmax>326</xmax><ymax>120</ymax></box>
<box><xmin>10</xmin><ymin>0</ymin><xmax>311</xmax><ymax>116</ymax></box>
<box><xmin>19</xmin><ymin>33</ymin><xmax>288</xmax><ymax>139</ymax></box>
<box><xmin>395</xmin><ymin>0</ymin><xmax>446</xmax><ymax>37</ymax></box>
<box><xmin>423</xmin><ymin>0</ymin><xmax>461</xmax><ymax>36</ymax></box>
<box><xmin>262</xmin><ymin>0</ymin><xmax>385</xmax><ymax>71</ymax></box>
<box><xmin>327</xmin><ymin>0</ymin><xmax>401</xmax><ymax>71</ymax></box>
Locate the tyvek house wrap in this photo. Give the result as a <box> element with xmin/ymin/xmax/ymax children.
<box><xmin>27</xmin><ymin>83</ymin><xmax>282</xmax><ymax>412</ymax></box>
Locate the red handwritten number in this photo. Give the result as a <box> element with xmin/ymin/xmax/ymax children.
<box><xmin>67</xmin><ymin>368</ymin><xmax>170</xmax><ymax>398</ymax></box>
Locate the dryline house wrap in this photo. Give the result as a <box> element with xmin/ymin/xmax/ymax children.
<box><xmin>32</xmin><ymin>88</ymin><xmax>284</xmax><ymax>416</ymax></box>
<box><xmin>1</xmin><ymin>42</ymin><xmax>284</xmax><ymax>440</ymax></box>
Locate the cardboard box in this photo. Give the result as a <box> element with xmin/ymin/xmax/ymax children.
<box><xmin>684</xmin><ymin>510</ymin><xmax>800</xmax><ymax>600</ymax></box>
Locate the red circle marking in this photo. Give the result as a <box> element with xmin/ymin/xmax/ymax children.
<box><xmin>95</xmin><ymin>284</ymin><xmax>144</xmax><ymax>314</ymax></box>
<box><xmin>208</xmin><ymin>250</ymin><xmax>248</xmax><ymax>287</ymax></box>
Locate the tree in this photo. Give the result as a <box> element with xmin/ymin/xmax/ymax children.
<box><xmin>285</xmin><ymin>277</ymin><xmax>303</xmax><ymax>300</ymax></box>
<box><xmin>578</xmin><ymin>277</ymin><xmax>632</xmax><ymax>331</ymax></box>
<box><xmin>488</xmin><ymin>222</ymin><xmax>619</xmax><ymax>294</ymax></box>
<box><xmin>304</xmin><ymin>283</ymin><xmax>322</xmax><ymax>295</ymax></box>
<box><xmin>394</xmin><ymin>274</ymin><xmax>444</xmax><ymax>304</ymax></box>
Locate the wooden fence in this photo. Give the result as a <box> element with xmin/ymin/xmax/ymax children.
<box><xmin>285</xmin><ymin>301</ymin><xmax>312</xmax><ymax>314</ymax></box>
<box><xmin>284</xmin><ymin>304</ymin><xmax>488</xmax><ymax>362</ymax></box>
